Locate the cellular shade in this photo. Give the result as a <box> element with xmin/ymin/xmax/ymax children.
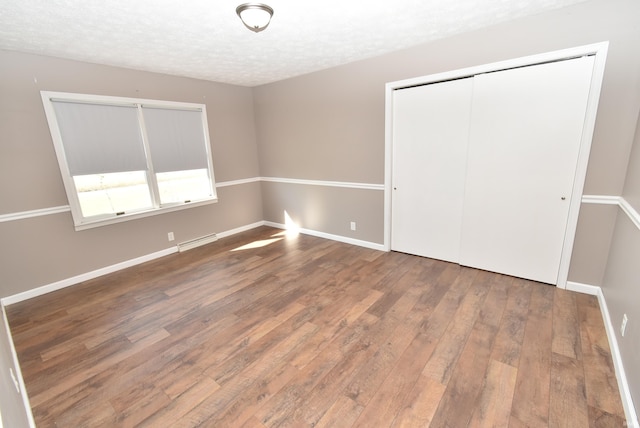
<box><xmin>52</xmin><ymin>101</ymin><xmax>147</xmax><ymax>175</ymax></box>
<box><xmin>142</xmin><ymin>107</ymin><xmax>209</xmax><ymax>173</ymax></box>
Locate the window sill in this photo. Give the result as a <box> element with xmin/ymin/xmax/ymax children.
<box><xmin>73</xmin><ymin>198</ymin><xmax>218</xmax><ymax>231</ymax></box>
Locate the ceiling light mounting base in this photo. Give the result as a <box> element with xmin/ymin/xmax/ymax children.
<box><xmin>236</xmin><ymin>3</ymin><xmax>274</xmax><ymax>33</ymax></box>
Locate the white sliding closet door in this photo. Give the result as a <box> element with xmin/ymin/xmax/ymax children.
<box><xmin>459</xmin><ymin>56</ymin><xmax>595</xmax><ymax>284</ymax></box>
<box><xmin>391</xmin><ymin>78</ymin><xmax>473</xmax><ymax>262</ymax></box>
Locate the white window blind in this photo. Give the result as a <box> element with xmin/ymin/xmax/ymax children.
<box><xmin>51</xmin><ymin>101</ymin><xmax>147</xmax><ymax>175</ymax></box>
<box><xmin>142</xmin><ymin>107</ymin><xmax>209</xmax><ymax>173</ymax></box>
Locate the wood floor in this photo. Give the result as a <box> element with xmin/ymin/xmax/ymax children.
<box><xmin>6</xmin><ymin>227</ymin><xmax>627</xmax><ymax>427</ymax></box>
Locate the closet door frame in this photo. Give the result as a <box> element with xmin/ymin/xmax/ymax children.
<box><xmin>383</xmin><ymin>42</ymin><xmax>609</xmax><ymax>288</ymax></box>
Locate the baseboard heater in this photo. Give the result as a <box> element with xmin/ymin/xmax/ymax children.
<box><xmin>177</xmin><ymin>233</ymin><xmax>218</xmax><ymax>252</ymax></box>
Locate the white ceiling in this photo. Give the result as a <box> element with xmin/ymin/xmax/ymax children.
<box><xmin>0</xmin><ymin>0</ymin><xmax>587</xmax><ymax>87</ymax></box>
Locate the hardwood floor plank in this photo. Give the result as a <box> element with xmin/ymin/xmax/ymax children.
<box><xmin>182</xmin><ymin>300</ymin><xmax>307</xmax><ymax>377</ymax></box>
<box><xmin>429</xmin><ymin>276</ymin><xmax>509</xmax><ymax>427</ymax></box>
<box><xmin>205</xmin><ymin>362</ymin><xmax>300</xmax><ymax>427</ymax></box>
<box><xmin>251</xmin><ymin>311</ymin><xmax>381</xmax><ymax>427</ymax></box>
<box><xmin>552</xmin><ymin>288</ymin><xmax>582</xmax><ymax>360</ymax></box>
<box><xmin>344</xmin><ymin>262</ymin><xmax>459</xmax><ymax>409</ymax></box>
<box><xmin>5</xmin><ymin>226</ymin><xmax>627</xmax><ymax>428</ymax></box>
<box><xmin>26</xmin><ymin>308</ymin><xmax>235</xmax><ymax>409</ymax></box>
<box><xmin>353</xmin><ymin>264</ymin><xmax>474</xmax><ymax>426</ymax></box>
<box><xmin>422</xmin><ymin>269</ymin><xmax>492</xmax><ymax>384</ymax></box>
<box><xmin>208</xmin><ymin>292</ymin><xmax>381</xmax><ymax>426</ymax></box>
<box><xmin>365</xmin><ymin>256</ymin><xmax>428</xmax><ymax>318</ymax></box>
<box><xmin>178</xmin><ymin>321</ymin><xmax>320</xmax><ymax>427</ymax></box>
<box><xmin>315</xmin><ymin>395</ymin><xmax>364</xmax><ymax>428</ymax></box>
<box><xmin>509</xmin><ymin>415</ymin><xmax>531</xmax><ymax>428</ymax></box>
<box><xmin>576</xmin><ymin>293</ymin><xmax>626</xmax><ymax>419</ymax></box>
<box><xmin>205</xmin><ymin>287</ymin><xmax>354</xmax><ymax>386</ymax></box>
<box><xmin>158</xmin><ymin>363</ymin><xmax>219</xmax><ymax>401</ymax></box>
<box><xmin>549</xmin><ymin>352</ymin><xmax>589</xmax><ymax>428</ymax></box>
<box><xmin>467</xmin><ymin>359</ymin><xmax>518</xmax><ymax>428</ymax></box>
<box><xmin>27</xmin><ymin>308</ymin><xmax>245</xmax><ymax>426</ymax></box>
<box><xmin>510</xmin><ymin>284</ymin><xmax>554</xmax><ymax>427</ymax></box>
<box><xmin>489</xmin><ymin>277</ymin><xmax>532</xmax><ymax>367</ymax></box>
<box><xmin>588</xmin><ymin>405</ymin><xmax>628</xmax><ymax>428</ymax></box>
<box><xmin>389</xmin><ymin>375</ymin><xmax>446</xmax><ymax>427</ymax></box>
<box><xmin>138</xmin><ymin>375</ymin><xmax>220</xmax><ymax>427</ymax></box>
<box><xmin>285</xmin><ymin>324</ymin><xmax>380</xmax><ymax>426</ymax></box>
<box><xmin>353</xmin><ymin>332</ymin><xmax>439</xmax><ymax>427</ymax></box>
<box><xmin>52</xmin><ymin>398</ymin><xmax>119</xmax><ymax>428</ymax></box>
<box><xmin>113</xmin><ymin>386</ymin><xmax>172</xmax><ymax>428</ymax></box>
<box><xmin>239</xmin><ymin>416</ymin><xmax>269</xmax><ymax>428</ymax></box>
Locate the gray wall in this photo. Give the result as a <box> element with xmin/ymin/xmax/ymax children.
<box><xmin>602</xmin><ymin>104</ymin><xmax>640</xmax><ymax>417</ymax></box>
<box><xmin>261</xmin><ymin>182</ymin><xmax>384</xmax><ymax>243</ymax></box>
<box><xmin>0</xmin><ymin>50</ymin><xmax>263</xmax><ymax>298</ymax></box>
<box><xmin>253</xmin><ymin>0</ymin><xmax>640</xmax><ymax>287</ymax></box>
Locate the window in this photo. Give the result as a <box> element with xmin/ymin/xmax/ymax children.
<box><xmin>41</xmin><ymin>91</ymin><xmax>217</xmax><ymax>230</ymax></box>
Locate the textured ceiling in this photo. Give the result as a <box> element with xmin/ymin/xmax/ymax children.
<box><xmin>0</xmin><ymin>0</ymin><xmax>588</xmax><ymax>87</ymax></box>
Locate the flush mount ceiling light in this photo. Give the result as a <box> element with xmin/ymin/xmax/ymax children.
<box><xmin>236</xmin><ymin>3</ymin><xmax>274</xmax><ymax>33</ymax></box>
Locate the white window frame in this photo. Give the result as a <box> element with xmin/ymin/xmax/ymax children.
<box><xmin>41</xmin><ymin>91</ymin><xmax>218</xmax><ymax>231</ymax></box>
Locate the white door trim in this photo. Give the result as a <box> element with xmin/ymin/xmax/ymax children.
<box><xmin>384</xmin><ymin>42</ymin><xmax>609</xmax><ymax>288</ymax></box>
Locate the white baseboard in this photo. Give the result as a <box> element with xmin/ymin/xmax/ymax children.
<box><xmin>1</xmin><ymin>222</ymin><xmax>266</xmax><ymax>306</ymax></box>
<box><xmin>565</xmin><ymin>280</ymin><xmax>600</xmax><ymax>295</ymax></box>
<box><xmin>217</xmin><ymin>221</ymin><xmax>266</xmax><ymax>239</ymax></box>
<box><xmin>1</xmin><ymin>221</ymin><xmax>383</xmax><ymax>306</ymax></box>
<box><xmin>567</xmin><ymin>281</ymin><xmax>638</xmax><ymax>427</ymax></box>
<box><xmin>1</xmin><ymin>247</ymin><xmax>178</xmax><ymax>306</ymax></box>
<box><xmin>595</xmin><ymin>287</ymin><xmax>639</xmax><ymax>428</ymax></box>
<box><xmin>263</xmin><ymin>221</ymin><xmax>386</xmax><ymax>251</ymax></box>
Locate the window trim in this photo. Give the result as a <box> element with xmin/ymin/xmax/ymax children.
<box><xmin>41</xmin><ymin>91</ymin><xmax>218</xmax><ymax>231</ymax></box>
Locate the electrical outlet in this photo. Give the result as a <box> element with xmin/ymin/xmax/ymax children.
<box><xmin>168</xmin><ymin>232</ymin><xmax>175</xmax><ymax>242</ymax></box>
<box><xmin>621</xmin><ymin>313</ymin><xmax>628</xmax><ymax>337</ymax></box>
<box><xmin>350</xmin><ymin>221</ymin><xmax>356</xmax><ymax>231</ymax></box>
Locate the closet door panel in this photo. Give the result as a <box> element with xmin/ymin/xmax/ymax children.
<box><xmin>391</xmin><ymin>78</ymin><xmax>473</xmax><ymax>262</ymax></box>
<box><xmin>459</xmin><ymin>56</ymin><xmax>595</xmax><ymax>284</ymax></box>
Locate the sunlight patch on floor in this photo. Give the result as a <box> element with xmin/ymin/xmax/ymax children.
<box><xmin>230</xmin><ymin>237</ymin><xmax>283</xmax><ymax>251</ymax></box>
<box><xmin>231</xmin><ymin>210</ymin><xmax>300</xmax><ymax>251</ymax></box>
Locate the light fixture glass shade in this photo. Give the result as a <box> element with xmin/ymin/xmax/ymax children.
<box><xmin>236</xmin><ymin>3</ymin><xmax>274</xmax><ymax>33</ymax></box>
